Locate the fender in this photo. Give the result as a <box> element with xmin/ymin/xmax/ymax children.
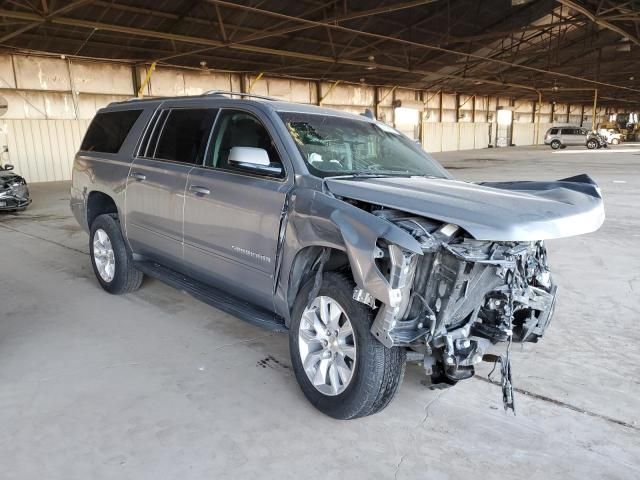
<box><xmin>71</xmin><ymin>153</ymin><xmax>129</xmax><ymax>237</ymax></box>
<box><xmin>274</xmin><ymin>187</ymin><xmax>422</xmax><ymax>323</ymax></box>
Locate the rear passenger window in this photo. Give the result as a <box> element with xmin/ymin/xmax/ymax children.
<box><xmin>81</xmin><ymin>109</ymin><xmax>142</xmax><ymax>153</ymax></box>
<box><xmin>139</xmin><ymin>109</ymin><xmax>169</xmax><ymax>158</ymax></box>
<box><xmin>560</xmin><ymin>128</ymin><xmax>572</xmax><ymax>135</ymax></box>
<box><xmin>154</xmin><ymin>108</ymin><xmax>218</xmax><ymax>164</ymax></box>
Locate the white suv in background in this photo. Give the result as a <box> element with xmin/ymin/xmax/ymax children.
<box><xmin>598</xmin><ymin>128</ymin><xmax>624</xmax><ymax>145</ymax></box>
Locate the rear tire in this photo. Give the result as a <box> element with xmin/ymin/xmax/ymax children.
<box><xmin>289</xmin><ymin>272</ymin><xmax>406</xmax><ymax>419</ymax></box>
<box><xmin>90</xmin><ymin>213</ymin><xmax>143</xmax><ymax>294</ymax></box>
<box><xmin>550</xmin><ymin>140</ymin><xmax>561</xmax><ymax>150</ymax></box>
<box><xmin>587</xmin><ymin>139</ymin><xmax>598</xmax><ymax>149</ymax></box>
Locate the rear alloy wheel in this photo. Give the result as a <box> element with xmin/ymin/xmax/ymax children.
<box><xmin>93</xmin><ymin>228</ymin><xmax>116</xmax><ymax>283</ymax></box>
<box><xmin>90</xmin><ymin>213</ymin><xmax>143</xmax><ymax>294</ymax></box>
<box><xmin>587</xmin><ymin>139</ymin><xmax>598</xmax><ymax>149</ymax></box>
<box><xmin>289</xmin><ymin>272</ymin><xmax>406</xmax><ymax>419</ymax></box>
<box><xmin>550</xmin><ymin>140</ymin><xmax>561</xmax><ymax>150</ymax></box>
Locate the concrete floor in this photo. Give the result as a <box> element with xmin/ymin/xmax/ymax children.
<box><xmin>1</xmin><ymin>145</ymin><xmax>638</xmax><ymax>479</ymax></box>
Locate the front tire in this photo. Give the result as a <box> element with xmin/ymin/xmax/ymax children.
<box><xmin>612</xmin><ymin>138</ymin><xmax>620</xmax><ymax>145</ymax></box>
<box><xmin>289</xmin><ymin>272</ymin><xmax>406</xmax><ymax>419</ymax></box>
<box><xmin>550</xmin><ymin>140</ymin><xmax>561</xmax><ymax>150</ymax></box>
<box><xmin>90</xmin><ymin>213</ymin><xmax>143</xmax><ymax>294</ymax></box>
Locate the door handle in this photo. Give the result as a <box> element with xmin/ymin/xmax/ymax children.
<box><xmin>130</xmin><ymin>172</ymin><xmax>146</xmax><ymax>181</ymax></box>
<box><xmin>189</xmin><ymin>185</ymin><xmax>211</xmax><ymax>196</ymax></box>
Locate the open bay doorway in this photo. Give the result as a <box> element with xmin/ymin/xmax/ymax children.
<box><xmin>496</xmin><ymin>107</ymin><xmax>513</xmax><ymax>147</ymax></box>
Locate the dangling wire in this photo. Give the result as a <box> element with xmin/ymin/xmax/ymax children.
<box><xmin>487</xmin><ymin>335</ymin><xmax>515</xmax><ymax>415</ymax></box>
<box><xmin>488</xmin><ymin>264</ymin><xmax>517</xmax><ymax>415</ymax></box>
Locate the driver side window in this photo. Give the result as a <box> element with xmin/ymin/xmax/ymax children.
<box><xmin>206</xmin><ymin>110</ymin><xmax>284</xmax><ymax>178</ymax></box>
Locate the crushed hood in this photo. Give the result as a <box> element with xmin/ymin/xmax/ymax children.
<box><xmin>0</xmin><ymin>170</ymin><xmax>25</xmax><ymax>186</ymax></box>
<box><xmin>0</xmin><ymin>170</ymin><xmax>19</xmax><ymax>180</ymax></box>
<box><xmin>325</xmin><ymin>174</ymin><xmax>605</xmax><ymax>241</ymax></box>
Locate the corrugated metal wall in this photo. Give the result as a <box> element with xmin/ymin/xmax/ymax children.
<box><xmin>0</xmin><ymin>119</ymin><xmax>90</xmax><ymax>183</ymax></box>
<box><xmin>0</xmin><ymin>53</ymin><xmax>610</xmax><ymax>183</ymax></box>
<box><xmin>512</xmin><ymin>123</ymin><xmax>555</xmax><ymax>145</ymax></box>
<box><xmin>424</xmin><ymin>123</ymin><xmax>490</xmax><ymax>152</ymax></box>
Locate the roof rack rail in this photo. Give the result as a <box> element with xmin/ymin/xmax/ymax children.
<box><xmin>202</xmin><ymin>90</ymin><xmax>278</xmax><ymax>101</ymax></box>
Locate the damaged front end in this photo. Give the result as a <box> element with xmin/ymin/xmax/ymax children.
<box><xmin>356</xmin><ymin>211</ymin><xmax>557</xmax><ymax>413</ymax></box>
<box><xmin>0</xmin><ymin>172</ymin><xmax>31</xmax><ymax>211</ymax></box>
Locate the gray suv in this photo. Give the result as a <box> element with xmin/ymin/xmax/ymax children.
<box><xmin>544</xmin><ymin>126</ymin><xmax>603</xmax><ymax>149</ymax></box>
<box><xmin>71</xmin><ymin>92</ymin><xmax>604</xmax><ymax>419</ymax></box>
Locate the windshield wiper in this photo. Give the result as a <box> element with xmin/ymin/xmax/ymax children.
<box><xmin>325</xmin><ymin>171</ymin><xmax>414</xmax><ymax>180</ymax></box>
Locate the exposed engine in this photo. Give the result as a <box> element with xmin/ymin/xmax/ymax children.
<box><xmin>354</xmin><ymin>210</ymin><xmax>557</xmax><ymax>413</ymax></box>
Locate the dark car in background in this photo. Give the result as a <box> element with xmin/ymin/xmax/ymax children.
<box><xmin>0</xmin><ymin>163</ymin><xmax>30</xmax><ymax>211</ymax></box>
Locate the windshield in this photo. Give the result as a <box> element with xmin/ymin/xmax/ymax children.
<box><xmin>278</xmin><ymin>112</ymin><xmax>449</xmax><ymax>179</ymax></box>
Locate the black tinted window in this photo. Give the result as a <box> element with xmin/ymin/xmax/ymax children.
<box><xmin>139</xmin><ymin>109</ymin><xmax>169</xmax><ymax>158</ymax></box>
<box><xmin>560</xmin><ymin>128</ymin><xmax>574</xmax><ymax>135</ymax></box>
<box><xmin>81</xmin><ymin>109</ymin><xmax>142</xmax><ymax>153</ymax></box>
<box><xmin>549</xmin><ymin>128</ymin><xmax>559</xmax><ymax>134</ymax></box>
<box><xmin>207</xmin><ymin>110</ymin><xmax>283</xmax><ymax>177</ymax></box>
<box><xmin>154</xmin><ymin>108</ymin><xmax>217</xmax><ymax>164</ymax></box>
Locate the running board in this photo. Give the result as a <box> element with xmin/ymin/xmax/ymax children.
<box><xmin>135</xmin><ymin>260</ymin><xmax>287</xmax><ymax>333</ymax></box>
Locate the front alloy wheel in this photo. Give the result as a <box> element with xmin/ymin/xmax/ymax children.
<box><xmin>289</xmin><ymin>272</ymin><xmax>406</xmax><ymax>419</ymax></box>
<box><xmin>298</xmin><ymin>296</ymin><xmax>357</xmax><ymax>396</ymax></box>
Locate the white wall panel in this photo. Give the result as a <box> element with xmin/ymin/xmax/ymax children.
<box><xmin>459</xmin><ymin>123</ymin><xmax>475</xmax><ymax>150</ymax></box>
<box><xmin>474</xmin><ymin>123</ymin><xmax>490</xmax><ymax>149</ymax></box>
<box><xmin>0</xmin><ymin>56</ymin><xmax>16</xmax><ymax>88</ymax></box>
<box><xmin>2</xmin><ymin>119</ymin><xmax>90</xmax><ymax>183</ymax></box>
<box><xmin>70</xmin><ymin>61</ymin><xmax>133</xmax><ymax>95</ymax></box>
<box><xmin>441</xmin><ymin>123</ymin><xmax>459</xmax><ymax>151</ymax></box>
<box><xmin>14</xmin><ymin>56</ymin><xmax>71</xmax><ymax>91</ymax></box>
<box><xmin>513</xmin><ymin>123</ymin><xmax>534</xmax><ymax>146</ymax></box>
<box><xmin>149</xmin><ymin>69</ymin><xmax>186</xmax><ymax>96</ymax></box>
<box><xmin>183</xmin><ymin>71</ymin><xmax>234</xmax><ymax>95</ymax></box>
<box><xmin>77</xmin><ymin>94</ymin><xmax>130</xmax><ymax>119</ymax></box>
<box><xmin>0</xmin><ymin>91</ymin><xmax>46</xmax><ymax>119</ymax></box>
<box><xmin>423</xmin><ymin>122</ymin><xmax>442</xmax><ymax>153</ymax></box>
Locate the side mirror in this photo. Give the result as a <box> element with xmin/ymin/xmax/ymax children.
<box><xmin>3</xmin><ymin>163</ymin><xmax>13</xmax><ymax>171</ymax></box>
<box><xmin>229</xmin><ymin>146</ymin><xmax>270</xmax><ymax>166</ymax></box>
<box><xmin>228</xmin><ymin>147</ymin><xmax>282</xmax><ymax>176</ymax></box>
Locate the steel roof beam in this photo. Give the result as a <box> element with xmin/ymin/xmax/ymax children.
<box><xmin>0</xmin><ymin>0</ymin><xmax>94</xmax><ymax>43</ymax></box>
<box><xmin>0</xmin><ymin>8</ymin><xmax>539</xmax><ymax>93</ymax></box>
<box><xmin>556</xmin><ymin>0</ymin><xmax>640</xmax><ymax>46</ymax></box>
<box><xmin>206</xmin><ymin>0</ymin><xmax>640</xmax><ymax>94</ymax></box>
<box><xmin>156</xmin><ymin>0</ymin><xmax>434</xmax><ymax>64</ymax></box>
<box><xmin>1</xmin><ymin>3</ymin><xmax>638</xmax><ymax>97</ymax></box>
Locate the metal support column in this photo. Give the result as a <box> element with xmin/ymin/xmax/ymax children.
<box><xmin>137</xmin><ymin>62</ymin><xmax>156</xmax><ymax>98</ymax></box>
<box><xmin>592</xmin><ymin>89</ymin><xmax>598</xmax><ymax>131</ymax></box>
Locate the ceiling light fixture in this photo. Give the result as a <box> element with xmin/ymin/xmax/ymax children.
<box><xmin>365</xmin><ymin>55</ymin><xmax>376</xmax><ymax>71</ymax></box>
